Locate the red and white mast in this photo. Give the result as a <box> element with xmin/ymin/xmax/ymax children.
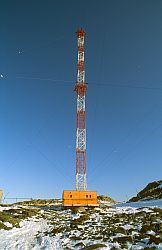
<box><xmin>75</xmin><ymin>28</ymin><xmax>87</xmax><ymax>190</ymax></box>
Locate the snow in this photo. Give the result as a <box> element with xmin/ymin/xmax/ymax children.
<box><xmin>0</xmin><ymin>217</ymin><xmax>62</xmax><ymax>250</ymax></box>
<box><xmin>114</xmin><ymin>198</ymin><xmax>162</xmax><ymax>208</ymax></box>
<box><xmin>109</xmin><ymin>206</ymin><xmax>139</xmax><ymax>215</ymax></box>
<box><xmin>32</xmin><ymin>236</ymin><xmax>62</xmax><ymax>250</ymax></box>
<box><xmin>0</xmin><ymin>205</ymin><xmax>20</xmax><ymax>212</ymax></box>
<box><xmin>157</xmin><ymin>244</ymin><xmax>162</xmax><ymax>250</ymax></box>
<box><xmin>128</xmin><ymin>245</ymin><xmax>144</xmax><ymax>250</ymax></box>
<box><xmin>156</xmin><ymin>183</ymin><xmax>162</xmax><ymax>189</ymax></box>
<box><xmin>71</xmin><ymin>212</ymin><xmax>80</xmax><ymax>219</ymax></box>
<box><xmin>146</xmin><ymin>230</ymin><xmax>156</xmax><ymax>236</ymax></box>
<box><xmin>3</xmin><ymin>222</ymin><xmax>13</xmax><ymax>228</ymax></box>
<box><xmin>121</xmin><ymin>224</ymin><xmax>134</xmax><ymax>230</ymax></box>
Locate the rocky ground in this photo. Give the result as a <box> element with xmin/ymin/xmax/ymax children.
<box><xmin>0</xmin><ymin>204</ymin><xmax>161</xmax><ymax>249</ymax></box>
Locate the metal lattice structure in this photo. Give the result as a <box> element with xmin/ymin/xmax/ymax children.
<box><xmin>75</xmin><ymin>28</ymin><xmax>87</xmax><ymax>191</ymax></box>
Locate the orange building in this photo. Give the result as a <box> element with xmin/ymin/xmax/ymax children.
<box><xmin>62</xmin><ymin>190</ymin><xmax>98</xmax><ymax>207</ymax></box>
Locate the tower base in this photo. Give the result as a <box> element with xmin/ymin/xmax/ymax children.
<box><xmin>62</xmin><ymin>190</ymin><xmax>98</xmax><ymax>207</ymax></box>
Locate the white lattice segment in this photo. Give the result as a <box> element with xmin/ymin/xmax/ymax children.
<box><xmin>76</xmin><ymin>129</ymin><xmax>86</xmax><ymax>150</ymax></box>
<box><xmin>83</xmin><ymin>174</ymin><xmax>86</xmax><ymax>190</ymax></box>
<box><xmin>78</xmin><ymin>36</ymin><xmax>84</xmax><ymax>47</ymax></box>
<box><xmin>78</xmin><ymin>51</ymin><xmax>84</xmax><ymax>61</ymax></box>
<box><xmin>77</xmin><ymin>95</ymin><xmax>85</xmax><ymax>111</ymax></box>
<box><xmin>76</xmin><ymin>173</ymin><xmax>86</xmax><ymax>190</ymax></box>
<box><xmin>77</xmin><ymin>70</ymin><xmax>85</xmax><ymax>83</ymax></box>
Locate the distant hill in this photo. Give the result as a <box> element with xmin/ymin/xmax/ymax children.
<box><xmin>129</xmin><ymin>180</ymin><xmax>162</xmax><ymax>202</ymax></box>
<box><xmin>15</xmin><ymin>199</ymin><xmax>61</xmax><ymax>206</ymax></box>
<box><xmin>97</xmin><ymin>195</ymin><xmax>117</xmax><ymax>204</ymax></box>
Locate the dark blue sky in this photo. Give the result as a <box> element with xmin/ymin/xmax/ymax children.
<box><xmin>1</xmin><ymin>0</ymin><xmax>162</xmax><ymax>201</ymax></box>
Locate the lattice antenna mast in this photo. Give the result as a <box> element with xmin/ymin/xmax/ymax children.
<box><xmin>75</xmin><ymin>28</ymin><xmax>87</xmax><ymax>191</ymax></box>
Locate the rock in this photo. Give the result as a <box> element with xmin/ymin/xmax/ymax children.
<box><xmin>129</xmin><ymin>180</ymin><xmax>162</xmax><ymax>202</ymax></box>
<box><xmin>113</xmin><ymin>226</ymin><xmax>126</xmax><ymax>234</ymax></box>
<box><xmin>81</xmin><ymin>243</ymin><xmax>107</xmax><ymax>250</ymax></box>
<box><xmin>75</xmin><ymin>242</ymin><xmax>85</xmax><ymax>248</ymax></box>
<box><xmin>148</xmin><ymin>235</ymin><xmax>161</xmax><ymax>244</ymax></box>
<box><xmin>113</xmin><ymin>235</ymin><xmax>133</xmax><ymax>243</ymax></box>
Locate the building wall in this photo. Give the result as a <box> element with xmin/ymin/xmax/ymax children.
<box><xmin>63</xmin><ymin>190</ymin><xmax>98</xmax><ymax>207</ymax></box>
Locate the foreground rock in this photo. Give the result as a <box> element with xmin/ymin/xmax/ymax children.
<box><xmin>0</xmin><ymin>205</ymin><xmax>161</xmax><ymax>249</ymax></box>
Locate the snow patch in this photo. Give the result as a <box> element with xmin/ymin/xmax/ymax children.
<box><xmin>3</xmin><ymin>222</ymin><xmax>13</xmax><ymax>228</ymax></box>
<box><xmin>0</xmin><ymin>217</ymin><xmax>62</xmax><ymax>250</ymax></box>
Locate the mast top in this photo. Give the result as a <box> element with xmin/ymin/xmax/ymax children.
<box><xmin>76</xmin><ymin>28</ymin><xmax>85</xmax><ymax>37</ymax></box>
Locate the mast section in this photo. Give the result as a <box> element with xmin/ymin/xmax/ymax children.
<box><xmin>75</xmin><ymin>28</ymin><xmax>87</xmax><ymax>190</ymax></box>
